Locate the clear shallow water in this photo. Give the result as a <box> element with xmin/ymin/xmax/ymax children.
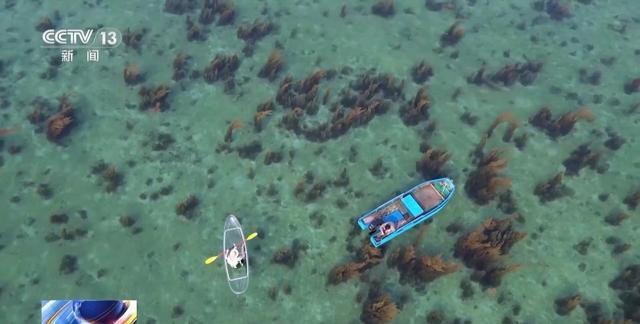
<box><xmin>0</xmin><ymin>0</ymin><xmax>638</xmax><ymax>323</ymax></box>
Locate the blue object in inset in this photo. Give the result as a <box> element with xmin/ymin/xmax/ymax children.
<box><xmin>401</xmin><ymin>194</ymin><xmax>424</xmax><ymax>217</ymax></box>
<box><xmin>73</xmin><ymin>300</ymin><xmax>126</xmax><ymax>323</ymax></box>
<box><xmin>382</xmin><ymin>210</ymin><xmax>404</xmax><ymax>223</ymax></box>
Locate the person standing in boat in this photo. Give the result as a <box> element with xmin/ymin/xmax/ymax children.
<box><xmin>225</xmin><ymin>244</ymin><xmax>246</xmax><ymax>269</ymax></box>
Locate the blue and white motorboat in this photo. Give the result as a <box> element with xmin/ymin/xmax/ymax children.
<box><xmin>357</xmin><ymin>178</ymin><xmax>455</xmax><ymax>247</ymax></box>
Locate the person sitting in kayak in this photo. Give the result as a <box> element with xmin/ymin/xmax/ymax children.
<box><xmin>225</xmin><ymin>244</ymin><xmax>246</xmax><ymax>269</ymax></box>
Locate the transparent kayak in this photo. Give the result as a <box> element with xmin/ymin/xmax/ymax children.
<box><xmin>223</xmin><ymin>215</ymin><xmax>250</xmax><ymax>295</ymax></box>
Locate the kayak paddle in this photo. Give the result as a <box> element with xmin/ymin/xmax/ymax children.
<box><xmin>204</xmin><ymin>232</ymin><xmax>258</xmax><ymax>265</ymax></box>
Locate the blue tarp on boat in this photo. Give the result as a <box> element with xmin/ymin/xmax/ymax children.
<box><xmin>382</xmin><ymin>210</ymin><xmax>404</xmax><ymax>223</ymax></box>
<box><xmin>401</xmin><ymin>194</ymin><xmax>424</xmax><ymax>217</ymax></box>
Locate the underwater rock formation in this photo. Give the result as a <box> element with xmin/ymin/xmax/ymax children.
<box><xmin>415</xmin><ymin>147</ymin><xmax>450</xmax><ymax>179</ymax></box>
<box><xmin>199</xmin><ymin>0</ymin><xmax>216</xmax><ymax>24</ymax></box>
<box><xmin>199</xmin><ymin>0</ymin><xmax>235</xmax><ymax>25</ymax></box>
<box><xmin>46</xmin><ymin>96</ymin><xmax>76</xmax><ymax>142</ymax></box>
<box><xmin>272</xmin><ymin>239</ymin><xmax>308</xmax><ymax>268</ymax></box>
<box><xmin>459</xmin><ymin>279</ymin><xmax>474</xmax><ymax>299</ymax></box>
<box><xmin>554</xmin><ymin>293</ymin><xmax>582</xmax><ymax>316</ymax></box>
<box><xmin>440</xmin><ymin>22</ymin><xmax>464</xmax><ymax>46</ymax></box>
<box><xmin>426</xmin><ymin>309</ymin><xmax>446</xmax><ymax>324</ymax></box>
<box><xmin>59</xmin><ymin>255</ymin><xmax>78</xmax><ymax>275</ymax></box>
<box><xmin>257</xmin><ymin>99</ymin><xmax>275</xmax><ymax>113</ymax></box>
<box><xmin>624</xmin><ymin>78</ymin><xmax>640</xmax><ymax>94</ymax></box>
<box><xmin>254</xmin><ymin>100</ymin><xmax>275</xmax><ymax>132</ymax></box>
<box><xmin>604</xmin><ymin>131</ymin><xmax>626</xmax><ymax>151</ymax></box>
<box><xmin>332</xmin><ymin>168</ymin><xmax>350</xmax><ymax>187</ymax></box>
<box><xmin>467</xmin><ymin>64</ymin><xmax>487</xmax><ymax>86</ymax></box>
<box><xmin>216</xmin><ymin>4</ymin><xmax>236</xmax><ymax>26</ymax></box>
<box><xmin>360</xmin><ymin>292</ymin><xmax>398</xmax><ymax>324</ymax></box>
<box><xmin>611</xmin><ymin>241</ymin><xmax>631</xmax><ymax>256</ymax></box>
<box><xmin>497</xmin><ymin>191</ymin><xmax>519</xmax><ymax>215</ymax></box>
<box><xmin>49</xmin><ymin>213</ymin><xmax>68</xmax><ymax>224</ymax></box>
<box><xmin>46</xmin><ymin>224</ymin><xmax>88</xmax><ymax>242</ymax></box>
<box><xmin>460</xmin><ymin>111</ymin><xmax>478</xmax><ymax>126</ymax></box>
<box><xmin>203</xmin><ymin>54</ymin><xmax>240</xmax><ymax>93</ymax></box>
<box><xmin>470</xmin><ymin>134</ymin><xmax>488</xmax><ymax>163</ymax></box>
<box><xmin>328</xmin><ymin>240</ymin><xmax>385</xmax><ymax>285</ymax></box>
<box><xmin>399</xmin><ymin>87</ymin><xmax>431</xmax><ymax>125</ymax></box>
<box><xmin>276</xmin><ymin>70</ymin><xmax>326</xmax><ymax>113</ymax></box>
<box><xmin>263</xmin><ymin>151</ymin><xmax>282</xmax><ymax>165</ymax></box>
<box><xmin>279</xmin><ymin>108</ymin><xmax>303</xmax><ymax>134</ymax></box>
<box><xmin>357</xmin><ymin>243</ymin><xmax>385</xmax><ymax>266</ymax></box>
<box><xmin>578</xmin><ymin>68</ymin><xmax>601</xmax><ymax>86</ymax></box>
<box><xmin>609</xmin><ymin>264</ymin><xmax>640</xmax><ymax>322</ymax></box>
<box><xmin>37</xmin><ymin>183</ymin><xmax>54</xmax><ymax>200</ymax></box>
<box><xmin>164</xmin><ymin>0</ymin><xmax>198</xmax><ymax>14</ymax></box>
<box><xmin>175</xmin><ymin>194</ymin><xmax>199</xmax><ymax>219</ymax></box>
<box><xmin>28</xmin><ymin>94</ymin><xmax>77</xmax><ymax>143</ymax></box>
<box><xmin>455</xmin><ymin>218</ymin><xmax>525</xmax><ymax>287</ymax></box>
<box><xmin>122</xmin><ymin>28</ymin><xmax>146</xmax><ymax>51</ymax></box>
<box><xmin>371</xmin><ymin>0</ymin><xmax>395</xmax><ymax>18</ymax></box>
<box><xmin>258</xmin><ymin>50</ymin><xmax>284</xmax><ymax>81</ymax></box>
<box><xmin>91</xmin><ymin>161</ymin><xmax>124</xmax><ymax>193</ymax></box>
<box><xmin>350</xmin><ymin>71</ymin><xmax>404</xmax><ymax>102</ymax></box>
<box><xmin>471</xmin><ymin>264</ymin><xmax>521</xmax><ymax>288</ymax></box>
<box><xmin>465</xmin><ymin>150</ymin><xmax>512</xmax><ymax>205</ymax></box>
<box><xmin>291</xmin><ymin>171</ymin><xmax>330</xmax><ymax>202</ymax></box>
<box><xmin>533</xmin><ymin>172</ymin><xmax>572</xmax><ymax>203</ymax></box>
<box><xmin>623</xmin><ymin>189</ymin><xmax>640</xmax><ymax>210</ymax></box>
<box><xmin>580</xmin><ymin>301</ymin><xmax>618</xmax><ymax>324</ymax></box>
<box><xmin>254</xmin><ymin>110</ymin><xmax>272</xmax><ymax>132</ymax></box>
<box><xmin>138</xmin><ymin>85</ymin><xmax>170</xmax><ymax>112</ymax></box>
<box><xmin>604</xmin><ymin>210</ymin><xmax>630</xmax><ymax>226</ymax></box>
<box><xmin>625</xmin><ymin>102</ymin><xmax>640</xmax><ymax>115</ymax></box>
<box><xmin>123</xmin><ymin>64</ymin><xmax>143</xmax><ymax>85</ymax></box>
<box><xmin>425</xmin><ymin>0</ymin><xmax>456</xmax><ymax>11</ymax></box>
<box><xmin>237</xmin><ymin>19</ymin><xmax>275</xmax><ymax>44</ymax></box>
<box><xmin>119</xmin><ymin>215</ymin><xmax>136</xmax><ymax>228</ymax></box>
<box><xmin>562</xmin><ymin>143</ymin><xmax>603</xmax><ymax>176</ymax></box>
<box><xmin>486</xmin><ymin>112</ymin><xmax>519</xmax><ymax>142</ymax></box>
<box><xmin>224</xmin><ymin>120</ymin><xmax>243</xmax><ymax>143</ymax></box>
<box><xmin>493</xmin><ymin>61</ymin><xmax>543</xmax><ymax>86</ymax></box>
<box><xmin>529</xmin><ymin>106</ymin><xmax>595</xmax><ymax>138</ymax></box>
<box><xmin>277</xmin><ymin>70</ymin><xmax>399</xmax><ymax>142</ymax></box>
<box><xmin>469</xmin><ymin>60</ymin><xmax>543</xmax><ymax>87</ymax></box>
<box><xmin>172</xmin><ymin>54</ymin><xmax>191</xmax><ymax>81</ymax></box>
<box><xmin>455</xmin><ymin>218</ymin><xmax>526</xmax><ymax>269</ymax></box>
<box><xmin>411</xmin><ymin>60</ymin><xmax>434</xmax><ymax>84</ymax></box>
<box><xmin>185</xmin><ymin>16</ymin><xmax>206</xmax><ymax>42</ymax></box>
<box><xmin>369</xmin><ymin>158</ymin><xmax>389</xmax><ymax>178</ymax></box>
<box><xmin>534</xmin><ymin>0</ymin><xmax>572</xmax><ymax>21</ymax></box>
<box><xmin>513</xmin><ymin>132</ymin><xmax>529</xmax><ymax>150</ymax></box>
<box><xmin>388</xmin><ymin>245</ymin><xmax>460</xmax><ymax>286</ymax></box>
<box><xmin>101</xmin><ymin>166</ymin><xmax>124</xmax><ymax>193</ymax></box>
<box><xmin>148</xmin><ymin>132</ymin><xmax>175</xmax><ymax>151</ymax></box>
<box><xmin>236</xmin><ymin>140</ymin><xmax>262</xmax><ymax>160</ymax></box>
<box><xmin>328</xmin><ymin>262</ymin><xmax>366</xmax><ymax>284</ymax></box>
<box><xmin>36</xmin><ymin>15</ymin><xmax>57</xmax><ymax>32</ymax></box>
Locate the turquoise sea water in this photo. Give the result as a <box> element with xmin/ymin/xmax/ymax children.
<box><xmin>0</xmin><ymin>0</ymin><xmax>638</xmax><ymax>323</ymax></box>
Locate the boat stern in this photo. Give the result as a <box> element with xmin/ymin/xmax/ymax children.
<box><xmin>356</xmin><ymin>214</ymin><xmax>369</xmax><ymax>230</ymax></box>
